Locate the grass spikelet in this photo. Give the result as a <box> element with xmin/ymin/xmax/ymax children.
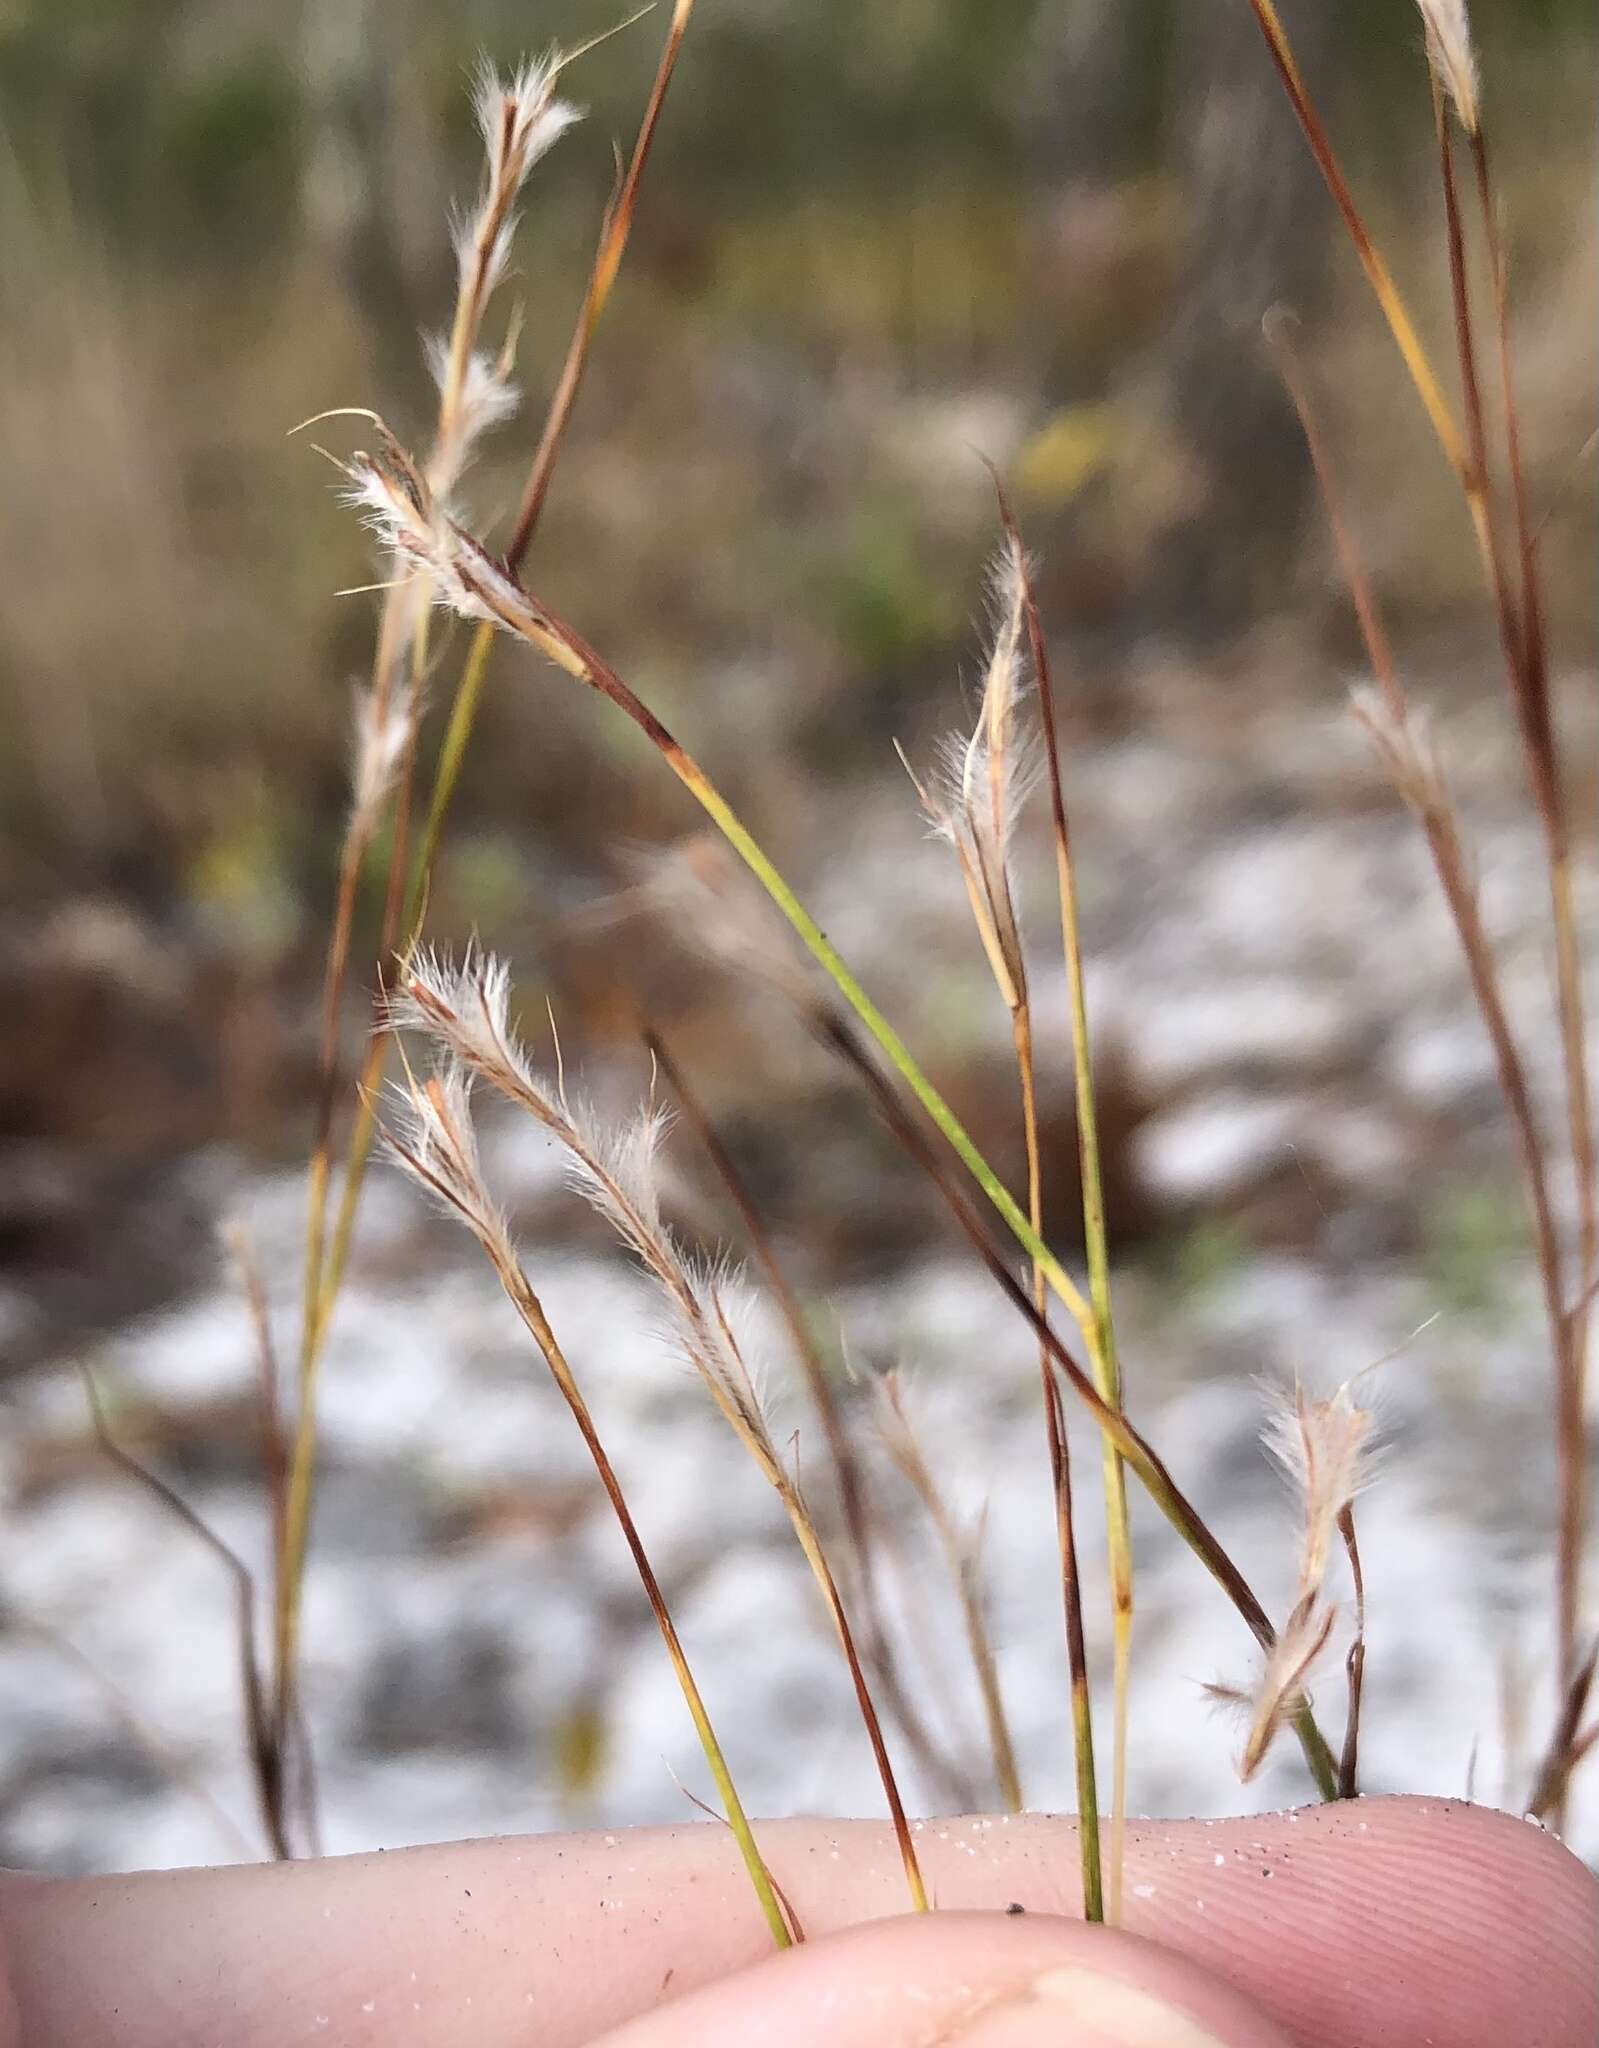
<box><xmin>1212</xmin><ymin>1374</ymin><xmax>1379</xmax><ymax>1783</ymax></box>
<box><xmin>394</xmin><ymin>951</ymin><xmax>929</xmax><ymax>1912</ymax></box>
<box><xmin>452</xmin><ymin>56</ymin><xmax>582</xmax><ymax>385</ymax></box>
<box><xmin>380</xmin><ymin>1054</ymin><xmax>790</xmax><ymax>1949</ymax></box>
<box><xmin>648</xmin><ymin>1027</ymin><xmax>978</xmax><ymax>1812</ymax></box>
<box><xmin>903</xmin><ymin>530</ymin><xmax>1105</xmax><ymax>1917</ymax></box>
<box><xmin>1210</xmin><ymin>1598</ymin><xmax>1339</xmax><ymax>1784</ymax></box>
<box><xmin>349</xmin><ymin>678</ymin><xmax>420</xmax><ymax>843</ymax></box>
<box><xmin>905</xmin><ymin>545</ymin><xmax>1034</xmax><ymax>1009</ymax></box>
<box><xmin>1262</xmin><ymin>1380</ymin><xmax>1377</xmax><ymax>1594</ymax></box>
<box><xmin>338</xmin><ymin>468</ymin><xmax>1343</xmax><ymax>1798</ymax></box>
<box><xmin>423</xmin><ymin>334</ymin><xmax>520</xmax><ymax>501</ymax></box>
<box><xmin>1416</xmin><ymin>0</ymin><xmax>1481</xmax><ymax>135</ymax></box>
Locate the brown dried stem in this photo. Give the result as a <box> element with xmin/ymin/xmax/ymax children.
<box><xmin>817</xmin><ymin>1015</ymin><xmax>1341</xmax><ymax>1803</ymax></box>
<box><xmin>876</xmin><ymin>1373</ymin><xmax>1023</xmax><ymax>1814</ymax></box>
<box><xmin>1270</xmin><ymin>317</ymin><xmax>1582</xmax><ymax>1779</ymax></box>
<box><xmin>646</xmin><ymin>1025</ymin><xmax>975</xmax><ymax>1811</ymax></box>
<box><xmin>385</xmin><ymin>1063</ymin><xmax>789</xmax><ymax>1947</ymax></box>
<box><xmin>1337</xmin><ymin>1507</ymin><xmax>1366</xmax><ymax>1800</ymax></box>
<box><xmin>999</xmin><ymin>485</ymin><xmax>1130</xmax><ymax>1917</ymax></box>
<box><xmin>1466</xmin><ymin>119</ymin><xmax>1593</xmax><ymax>1715</ymax></box>
<box><xmin>282</xmin><ymin>12</ymin><xmax>694</xmax><ymax>1776</ymax></box>
<box><xmin>83</xmin><ymin>1371</ymin><xmax>289</xmax><ymax>1861</ymax></box>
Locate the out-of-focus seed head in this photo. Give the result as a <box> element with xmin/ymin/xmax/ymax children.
<box><xmin>1416</xmin><ymin>0</ymin><xmax>1480</xmax><ymax>134</ymax></box>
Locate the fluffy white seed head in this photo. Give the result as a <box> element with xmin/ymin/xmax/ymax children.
<box><xmin>1211</xmin><ymin>1596</ymin><xmax>1340</xmax><ymax>1782</ymax></box>
<box><xmin>911</xmin><ymin>538</ymin><xmax>1039</xmax><ymax>1006</ymax></box>
<box><xmin>384</xmin><ymin>1059</ymin><xmax>511</xmax><ymax>1261</ymax></box>
<box><xmin>471</xmin><ymin>55</ymin><xmax>582</xmax><ymax>201</ymax></box>
<box><xmin>342</xmin><ymin>445</ymin><xmax>548</xmax><ymax>642</ymax></box>
<box><xmin>394</xmin><ymin>945</ymin><xmax>775</xmax><ymax>1463</ymax></box>
<box><xmin>458</xmin><ymin>57</ymin><xmax>582</xmax><ymax>305</ymax></box>
<box><xmin>1416</xmin><ymin>0</ymin><xmax>1480</xmax><ymax>134</ymax></box>
<box><xmin>424</xmin><ymin>336</ymin><xmax>520</xmax><ymax>495</ymax></box>
<box><xmin>349</xmin><ymin>678</ymin><xmax>419</xmax><ymax>836</ymax></box>
<box><xmin>1262</xmin><ymin>1377</ymin><xmax>1377</xmax><ymax>1599</ymax></box>
<box><xmin>391</xmin><ymin>945</ymin><xmax>550</xmax><ymax>1113</ymax></box>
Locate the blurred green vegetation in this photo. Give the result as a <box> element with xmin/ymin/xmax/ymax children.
<box><xmin>0</xmin><ymin>0</ymin><xmax>1591</xmax><ymax>935</ymax></box>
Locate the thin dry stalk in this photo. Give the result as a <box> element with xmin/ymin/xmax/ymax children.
<box><xmin>278</xmin><ymin>51</ymin><xmax>580</xmax><ymax>1771</ymax></box>
<box><xmin>1242</xmin><ymin>0</ymin><xmax>1473</xmax><ymax>499</ymax></box>
<box><xmin>391</xmin><ymin>956</ymin><xmax>927</xmax><ymax>1912</ymax></box>
<box><xmin>1430</xmin><ymin>75</ymin><xmax>1527</xmax><ymax>704</ymax></box>
<box><xmin>998</xmin><ymin>486</ymin><xmax>1132</xmax><ymax>1918</ymax></box>
<box><xmin>1463</xmin><ymin>112</ymin><xmax>1594</xmax><ymax>1712</ymax></box>
<box><xmin>1270</xmin><ymin>320</ymin><xmax>1584</xmax><ymax>1764</ymax></box>
<box><xmin>382</xmin><ymin>1058</ymin><xmax>790</xmax><ymax>1948</ymax></box>
<box><xmin>818</xmin><ymin>1012</ymin><xmax>1341</xmax><ymax>1803</ymax></box>
<box><xmin>904</xmin><ymin>543</ymin><xmax>1104</xmax><ymax>1919</ymax></box>
<box><xmin>1337</xmin><ymin>1507</ymin><xmax>1366</xmax><ymax>1799</ymax></box>
<box><xmin>1526</xmin><ymin>1641</ymin><xmax>1599</xmax><ymax>1822</ymax></box>
<box><xmin>333</xmin><ymin>453</ymin><xmax>1341</xmax><ymax>1802</ymax></box>
<box><xmin>876</xmin><ymin>1373</ymin><xmax>1022</xmax><ymax>1813</ymax></box>
<box><xmin>646</xmin><ymin>1026</ymin><xmax>975</xmax><ymax>1811</ymax></box>
<box><xmin>340</xmin><ymin>433</ymin><xmax>1102</xmax><ymax>1360</ymax></box>
<box><xmin>223</xmin><ymin>1220</ymin><xmax>288</xmax><ymax>1579</ymax></box>
<box><xmin>83</xmin><ymin>1372</ymin><xmax>289</xmax><ymax>1861</ymax></box>
<box><xmin>293</xmin><ymin>5</ymin><xmax>700</xmax><ymax>1608</ymax></box>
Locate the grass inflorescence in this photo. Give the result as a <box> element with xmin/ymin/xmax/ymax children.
<box><xmin>84</xmin><ymin>0</ymin><xmax>1592</xmax><ymax>1926</ymax></box>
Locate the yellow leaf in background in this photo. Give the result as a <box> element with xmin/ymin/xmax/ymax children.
<box><xmin>1014</xmin><ymin>403</ymin><xmax>1118</xmax><ymax>509</ymax></box>
<box><xmin>551</xmin><ymin>1699</ymin><xmax>610</xmax><ymax>1805</ymax></box>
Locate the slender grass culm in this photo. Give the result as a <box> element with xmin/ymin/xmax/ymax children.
<box><xmin>389</xmin><ymin>954</ymin><xmax>929</xmax><ymax>1913</ymax></box>
<box><xmin>336</xmin><ymin>426</ymin><xmax>1344</xmax><ymax>1799</ymax></box>
<box><xmin>1244</xmin><ymin>0</ymin><xmax>1592</xmax><ymax>1818</ymax></box>
<box><xmin>279</xmin><ymin>44</ymin><xmax>586</xmax><ymax>1784</ymax></box>
<box><xmin>898</xmin><ymin>543</ymin><xmax>1107</xmax><ymax>1919</ymax></box>
<box><xmin>201</xmin><ymin>0</ymin><xmax>1594</xmax><ymax>1941</ymax></box>
<box><xmin>646</xmin><ymin>1027</ymin><xmax>978</xmax><ymax>1813</ymax></box>
<box><xmin>873</xmin><ymin>1372</ymin><xmax>1024</xmax><ymax>1815</ymax></box>
<box><xmin>275</xmin><ymin>5</ymin><xmax>698</xmax><ymax>1825</ymax></box>
<box><xmin>381</xmin><ymin>1048</ymin><xmax>791</xmax><ymax>1947</ymax></box>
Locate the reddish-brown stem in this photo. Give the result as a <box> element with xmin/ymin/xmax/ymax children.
<box><xmin>1338</xmin><ymin>1506</ymin><xmax>1365</xmax><ymax>1800</ymax></box>
<box><xmin>646</xmin><ymin>1027</ymin><xmax>975</xmax><ymax>1810</ymax></box>
<box><xmin>1470</xmin><ymin>125</ymin><xmax>1592</xmax><ymax>1718</ymax></box>
<box><xmin>816</xmin><ymin>1015</ymin><xmax>1340</xmax><ymax>1799</ymax></box>
<box><xmin>1272</xmin><ymin>315</ymin><xmax>1581</xmax><ymax>1751</ymax></box>
<box><xmin>84</xmin><ymin>1374</ymin><xmax>290</xmax><ymax>1860</ymax></box>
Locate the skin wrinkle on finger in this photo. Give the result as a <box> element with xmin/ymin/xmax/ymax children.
<box><xmin>0</xmin><ymin>1798</ymin><xmax>1593</xmax><ymax>2048</ymax></box>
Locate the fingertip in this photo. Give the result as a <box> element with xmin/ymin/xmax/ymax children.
<box><xmin>588</xmin><ymin>1913</ymin><xmax>1295</xmax><ymax>2048</ymax></box>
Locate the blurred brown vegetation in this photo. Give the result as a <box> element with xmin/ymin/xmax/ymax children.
<box><xmin>0</xmin><ymin>0</ymin><xmax>1592</xmax><ymax>1314</ymax></box>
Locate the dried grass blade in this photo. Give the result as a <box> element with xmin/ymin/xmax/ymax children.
<box><xmin>83</xmin><ymin>1370</ymin><xmax>289</xmax><ymax>1860</ymax></box>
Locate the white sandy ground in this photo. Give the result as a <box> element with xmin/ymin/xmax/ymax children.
<box><xmin>2</xmin><ymin>682</ymin><xmax>1596</xmax><ymax>1872</ymax></box>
